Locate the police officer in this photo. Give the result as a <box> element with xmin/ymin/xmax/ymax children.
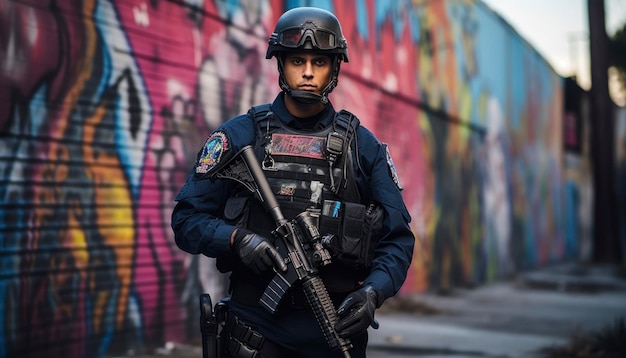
<box><xmin>172</xmin><ymin>6</ymin><xmax>415</xmax><ymax>358</ymax></box>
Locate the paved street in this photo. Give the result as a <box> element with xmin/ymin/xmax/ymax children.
<box><xmin>127</xmin><ymin>263</ymin><xmax>626</xmax><ymax>358</ymax></box>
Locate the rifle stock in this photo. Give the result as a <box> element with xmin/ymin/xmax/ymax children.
<box><xmin>212</xmin><ymin>145</ymin><xmax>352</xmax><ymax>357</ymax></box>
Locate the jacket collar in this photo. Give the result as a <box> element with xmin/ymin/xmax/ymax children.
<box><xmin>271</xmin><ymin>93</ymin><xmax>336</xmax><ymax>130</ymax></box>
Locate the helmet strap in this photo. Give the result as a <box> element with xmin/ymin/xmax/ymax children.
<box><xmin>289</xmin><ymin>90</ymin><xmax>327</xmax><ymax>105</ymax></box>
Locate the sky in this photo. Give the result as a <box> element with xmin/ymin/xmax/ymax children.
<box><xmin>481</xmin><ymin>0</ymin><xmax>626</xmax><ymax>91</ymax></box>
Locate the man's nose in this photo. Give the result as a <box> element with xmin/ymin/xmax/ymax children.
<box><xmin>303</xmin><ymin>62</ymin><xmax>314</xmax><ymax>77</ymax></box>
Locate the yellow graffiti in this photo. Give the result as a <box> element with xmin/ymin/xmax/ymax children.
<box><xmin>84</xmin><ymin>96</ymin><xmax>135</xmax><ymax>331</ymax></box>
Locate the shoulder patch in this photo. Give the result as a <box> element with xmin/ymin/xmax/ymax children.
<box><xmin>384</xmin><ymin>143</ymin><xmax>403</xmax><ymax>191</ymax></box>
<box><xmin>196</xmin><ymin>131</ymin><xmax>230</xmax><ymax>174</ymax></box>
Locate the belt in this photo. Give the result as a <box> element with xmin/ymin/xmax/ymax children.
<box><xmin>224</xmin><ymin>315</ymin><xmax>265</xmax><ymax>351</ymax></box>
<box><xmin>223</xmin><ymin>314</ymin><xmax>293</xmax><ymax>358</ymax></box>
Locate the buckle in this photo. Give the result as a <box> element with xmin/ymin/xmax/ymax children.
<box><xmin>245</xmin><ymin>330</ymin><xmax>265</xmax><ymax>349</ymax></box>
<box><xmin>233</xmin><ymin>316</ymin><xmax>265</xmax><ymax>349</ymax></box>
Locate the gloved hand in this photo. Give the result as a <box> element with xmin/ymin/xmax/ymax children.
<box><xmin>231</xmin><ymin>229</ymin><xmax>287</xmax><ymax>274</ymax></box>
<box><xmin>335</xmin><ymin>286</ymin><xmax>383</xmax><ymax>338</ymax></box>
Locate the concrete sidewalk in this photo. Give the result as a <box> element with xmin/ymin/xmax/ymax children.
<box><xmin>368</xmin><ymin>263</ymin><xmax>626</xmax><ymax>357</ymax></box>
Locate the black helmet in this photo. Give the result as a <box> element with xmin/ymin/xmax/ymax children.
<box><xmin>266</xmin><ymin>7</ymin><xmax>348</xmax><ymax>105</ymax></box>
<box><xmin>266</xmin><ymin>7</ymin><xmax>349</xmax><ymax>62</ymax></box>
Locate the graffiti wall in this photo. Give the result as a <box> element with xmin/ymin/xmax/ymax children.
<box><xmin>0</xmin><ymin>0</ymin><xmax>567</xmax><ymax>356</ymax></box>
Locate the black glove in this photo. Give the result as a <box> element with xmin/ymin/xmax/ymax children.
<box><xmin>335</xmin><ymin>286</ymin><xmax>383</xmax><ymax>338</ymax></box>
<box><xmin>231</xmin><ymin>229</ymin><xmax>287</xmax><ymax>274</ymax></box>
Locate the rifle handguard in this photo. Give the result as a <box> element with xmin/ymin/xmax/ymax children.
<box><xmin>303</xmin><ymin>276</ymin><xmax>353</xmax><ymax>355</ymax></box>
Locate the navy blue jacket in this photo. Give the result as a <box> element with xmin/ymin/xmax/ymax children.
<box><xmin>172</xmin><ymin>93</ymin><xmax>414</xmax><ymax>301</ymax></box>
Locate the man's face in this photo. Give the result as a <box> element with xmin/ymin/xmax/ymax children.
<box><xmin>282</xmin><ymin>53</ymin><xmax>332</xmax><ymax>94</ymax></box>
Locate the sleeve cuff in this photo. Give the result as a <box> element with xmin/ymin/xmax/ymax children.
<box><xmin>363</xmin><ymin>269</ymin><xmax>393</xmax><ymax>302</ymax></box>
<box><xmin>212</xmin><ymin>224</ymin><xmax>236</xmax><ymax>255</ymax></box>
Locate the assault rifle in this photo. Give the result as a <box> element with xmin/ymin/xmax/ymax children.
<box><xmin>210</xmin><ymin>145</ymin><xmax>352</xmax><ymax>357</ymax></box>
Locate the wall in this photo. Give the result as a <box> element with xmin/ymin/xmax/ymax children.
<box><xmin>0</xmin><ymin>0</ymin><xmax>566</xmax><ymax>356</ymax></box>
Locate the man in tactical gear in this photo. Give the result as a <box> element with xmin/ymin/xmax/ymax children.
<box><xmin>172</xmin><ymin>6</ymin><xmax>415</xmax><ymax>358</ymax></box>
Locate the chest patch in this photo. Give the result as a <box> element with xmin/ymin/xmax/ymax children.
<box><xmin>196</xmin><ymin>131</ymin><xmax>229</xmax><ymax>174</ymax></box>
<box><xmin>270</xmin><ymin>133</ymin><xmax>325</xmax><ymax>159</ymax></box>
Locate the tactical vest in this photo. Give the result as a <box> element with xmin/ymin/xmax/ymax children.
<box><xmin>222</xmin><ymin>104</ymin><xmax>382</xmax><ymax>298</ymax></box>
<box><xmin>251</xmin><ymin>104</ymin><xmax>361</xmax><ymax>217</ymax></box>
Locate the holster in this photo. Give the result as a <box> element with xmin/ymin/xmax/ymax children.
<box><xmin>200</xmin><ymin>294</ymin><xmax>229</xmax><ymax>358</ymax></box>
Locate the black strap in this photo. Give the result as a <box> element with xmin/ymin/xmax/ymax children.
<box><xmin>225</xmin><ymin>315</ymin><xmax>265</xmax><ymax>350</ymax></box>
<box><xmin>250</xmin><ymin>103</ymin><xmax>278</xmax><ymax>146</ymax></box>
<box><xmin>329</xmin><ymin>110</ymin><xmax>360</xmax><ymax>195</ymax></box>
<box><xmin>249</xmin><ymin>103</ymin><xmax>272</xmax><ymax>121</ymax></box>
<box><xmin>222</xmin><ymin>314</ymin><xmax>295</xmax><ymax>358</ymax></box>
<box><xmin>247</xmin><ymin>104</ymin><xmax>276</xmax><ymax>162</ymax></box>
<box><xmin>333</xmin><ymin>109</ymin><xmax>360</xmax><ymax>150</ymax></box>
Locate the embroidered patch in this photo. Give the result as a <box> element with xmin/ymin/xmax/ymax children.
<box><xmin>271</xmin><ymin>133</ymin><xmax>325</xmax><ymax>159</ymax></box>
<box><xmin>384</xmin><ymin>143</ymin><xmax>403</xmax><ymax>190</ymax></box>
<box><xmin>278</xmin><ymin>183</ymin><xmax>296</xmax><ymax>196</ymax></box>
<box><xmin>196</xmin><ymin>131</ymin><xmax>229</xmax><ymax>174</ymax></box>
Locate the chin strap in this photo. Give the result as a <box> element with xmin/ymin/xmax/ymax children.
<box><xmin>288</xmin><ymin>90</ymin><xmax>328</xmax><ymax>105</ymax></box>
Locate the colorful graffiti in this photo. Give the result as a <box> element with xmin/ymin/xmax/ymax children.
<box><xmin>0</xmin><ymin>0</ymin><xmax>570</xmax><ymax>356</ymax></box>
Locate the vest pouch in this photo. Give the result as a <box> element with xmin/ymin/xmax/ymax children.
<box><xmin>319</xmin><ymin>214</ymin><xmax>341</xmax><ymax>238</ymax></box>
<box><xmin>322</xmin><ymin>202</ymin><xmax>385</xmax><ymax>272</ymax></box>
<box><xmin>361</xmin><ymin>203</ymin><xmax>385</xmax><ymax>270</ymax></box>
<box><xmin>223</xmin><ymin>196</ymin><xmax>250</xmax><ymax>227</ymax></box>
<box><xmin>338</xmin><ymin>202</ymin><xmax>365</xmax><ymax>269</ymax></box>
